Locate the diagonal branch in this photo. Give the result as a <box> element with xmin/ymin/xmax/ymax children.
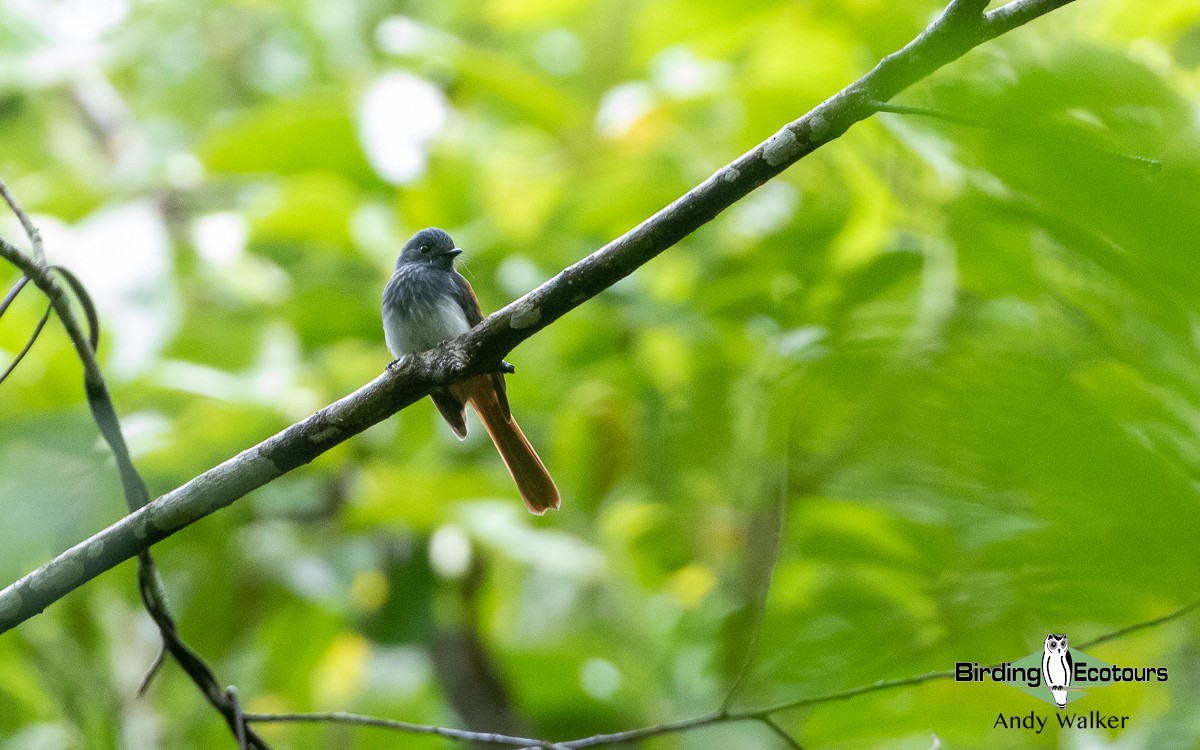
<box><xmin>0</xmin><ymin>0</ymin><xmax>1081</xmax><ymax>633</ymax></box>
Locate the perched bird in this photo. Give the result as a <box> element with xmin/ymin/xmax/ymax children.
<box><xmin>382</xmin><ymin>227</ymin><xmax>560</xmax><ymax>514</ymax></box>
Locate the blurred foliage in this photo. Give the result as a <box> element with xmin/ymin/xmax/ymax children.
<box><xmin>1</xmin><ymin>0</ymin><xmax>1200</xmax><ymax>748</ymax></box>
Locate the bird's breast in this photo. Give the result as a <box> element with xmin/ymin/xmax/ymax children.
<box><xmin>382</xmin><ymin>266</ymin><xmax>472</xmax><ymax>357</ymax></box>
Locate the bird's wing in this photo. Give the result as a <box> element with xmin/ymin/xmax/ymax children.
<box><xmin>431</xmin><ymin>389</ymin><xmax>469</xmax><ymax>439</ymax></box>
<box><xmin>454</xmin><ymin>272</ymin><xmax>512</xmax><ymax>422</ymax></box>
<box><xmin>453</xmin><ymin>272</ymin><xmax>485</xmax><ymax>326</ymax></box>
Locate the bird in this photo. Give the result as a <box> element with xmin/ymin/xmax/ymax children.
<box><xmin>382</xmin><ymin>227</ymin><xmax>560</xmax><ymax>514</ymax></box>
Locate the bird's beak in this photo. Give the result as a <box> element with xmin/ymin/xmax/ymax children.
<box><xmin>445</xmin><ymin>247</ymin><xmax>463</xmax><ymax>258</ymax></box>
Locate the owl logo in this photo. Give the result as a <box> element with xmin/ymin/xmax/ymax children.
<box><xmin>1042</xmin><ymin>633</ymin><xmax>1072</xmax><ymax>709</ymax></box>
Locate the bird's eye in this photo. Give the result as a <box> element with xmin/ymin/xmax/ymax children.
<box><xmin>420</xmin><ymin>245</ymin><xmax>428</xmax><ymax>254</ymax></box>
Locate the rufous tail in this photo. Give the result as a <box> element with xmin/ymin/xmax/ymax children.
<box><xmin>452</xmin><ymin>376</ymin><xmax>560</xmax><ymax>514</ymax></box>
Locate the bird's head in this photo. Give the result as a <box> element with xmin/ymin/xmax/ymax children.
<box><xmin>398</xmin><ymin>227</ymin><xmax>462</xmax><ymax>269</ymax></box>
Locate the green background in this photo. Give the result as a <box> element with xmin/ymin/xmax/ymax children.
<box><xmin>1</xmin><ymin>0</ymin><xmax>1199</xmax><ymax>747</ymax></box>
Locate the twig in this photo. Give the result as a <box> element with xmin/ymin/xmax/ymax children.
<box><xmin>136</xmin><ymin>645</ymin><xmax>166</xmax><ymax>698</ymax></box>
<box><xmin>0</xmin><ymin>300</ymin><xmax>51</xmax><ymax>385</ymax></box>
<box><xmin>227</xmin><ymin>686</ymin><xmax>249</xmax><ymax>750</ymax></box>
<box><xmin>0</xmin><ymin>0</ymin><xmax>1083</xmax><ymax>635</ymax></box>
<box><xmin>1085</xmin><ymin>144</ymin><xmax>1163</xmax><ymax>173</ymax></box>
<box><xmin>749</xmin><ymin>670</ymin><xmax>954</xmax><ymax>716</ymax></box>
<box><xmin>243</xmin><ymin>712</ymin><xmax>566</xmax><ymax>749</ymax></box>
<box><xmin>722</xmin><ymin>453</ymin><xmax>789</xmax><ymax>712</ymax></box>
<box><xmin>1079</xmin><ymin>598</ymin><xmax>1200</xmax><ymax>650</ymax></box>
<box><xmin>869</xmin><ymin>100</ymin><xmax>984</xmax><ymax>127</ymax></box>
<box><xmin>0</xmin><ymin>175</ymin><xmax>44</xmax><ymax>262</ymax></box>
<box><xmin>760</xmin><ymin>716</ymin><xmax>804</xmax><ymax>750</ymax></box>
<box><xmin>52</xmin><ymin>265</ymin><xmax>100</xmax><ymax>351</ymax></box>
<box><xmin>0</xmin><ymin>275</ymin><xmax>29</xmax><ymax>318</ymax></box>
<box><xmin>985</xmin><ymin>0</ymin><xmax>1079</xmax><ymax>35</ymax></box>
<box><xmin>557</xmin><ymin>711</ymin><xmax>726</xmax><ymax>748</ymax></box>
<box><xmin>135</xmin><ymin>555</ymin><xmax>271</xmax><ymax>748</ymax></box>
<box><xmin>868</xmin><ymin>98</ymin><xmax>1163</xmax><ymax>173</ymax></box>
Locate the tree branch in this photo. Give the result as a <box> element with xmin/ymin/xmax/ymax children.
<box><xmin>0</xmin><ymin>0</ymin><xmax>1080</xmax><ymax>632</ymax></box>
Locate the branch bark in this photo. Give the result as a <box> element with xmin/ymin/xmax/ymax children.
<box><xmin>0</xmin><ymin>0</ymin><xmax>1079</xmax><ymax>633</ymax></box>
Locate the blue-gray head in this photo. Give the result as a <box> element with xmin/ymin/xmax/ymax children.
<box><xmin>398</xmin><ymin>227</ymin><xmax>461</xmax><ymax>269</ymax></box>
